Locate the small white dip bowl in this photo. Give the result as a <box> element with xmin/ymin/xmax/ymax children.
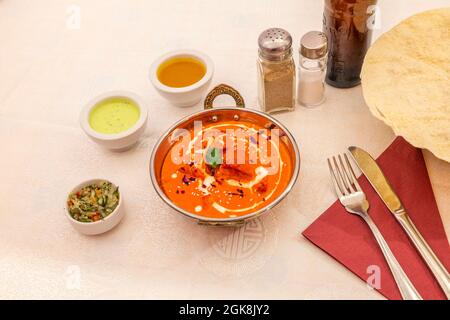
<box><xmin>150</xmin><ymin>50</ymin><xmax>214</xmax><ymax>107</ymax></box>
<box><xmin>80</xmin><ymin>91</ymin><xmax>148</xmax><ymax>151</ymax></box>
<box><xmin>65</xmin><ymin>179</ymin><xmax>124</xmax><ymax>235</ymax></box>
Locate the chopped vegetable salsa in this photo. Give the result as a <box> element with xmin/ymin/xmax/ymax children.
<box><xmin>67</xmin><ymin>181</ymin><xmax>119</xmax><ymax>223</ymax></box>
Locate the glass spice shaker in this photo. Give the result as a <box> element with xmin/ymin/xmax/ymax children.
<box><xmin>257</xmin><ymin>28</ymin><xmax>296</xmax><ymax>114</ymax></box>
<box><xmin>297</xmin><ymin>31</ymin><xmax>328</xmax><ymax>108</ymax></box>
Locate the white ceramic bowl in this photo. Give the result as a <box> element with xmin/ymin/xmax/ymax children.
<box><xmin>150</xmin><ymin>50</ymin><xmax>214</xmax><ymax>107</ymax></box>
<box><xmin>80</xmin><ymin>91</ymin><xmax>148</xmax><ymax>151</ymax></box>
<box><xmin>65</xmin><ymin>179</ymin><xmax>124</xmax><ymax>235</ymax></box>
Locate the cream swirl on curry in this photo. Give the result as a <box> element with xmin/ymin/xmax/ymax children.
<box><xmin>160</xmin><ymin>121</ymin><xmax>293</xmax><ymax>218</ymax></box>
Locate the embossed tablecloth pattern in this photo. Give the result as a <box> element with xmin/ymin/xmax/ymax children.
<box><xmin>0</xmin><ymin>0</ymin><xmax>449</xmax><ymax>299</ymax></box>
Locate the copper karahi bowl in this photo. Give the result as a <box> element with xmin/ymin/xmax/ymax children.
<box><xmin>150</xmin><ymin>84</ymin><xmax>300</xmax><ymax>226</ymax></box>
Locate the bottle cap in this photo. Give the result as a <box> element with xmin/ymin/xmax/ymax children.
<box><xmin>300</xmin><ymin>31</ymin><xmax>328</xmax><ymax>59</ymax></box>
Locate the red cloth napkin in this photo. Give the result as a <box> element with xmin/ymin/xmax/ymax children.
<box><xmin>302</xmin><ymin>137</ymin><xmax>450</xmax><ymax>300</ymax></box>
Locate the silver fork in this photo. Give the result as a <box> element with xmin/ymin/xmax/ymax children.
<box><xmin>328</xmin><ymin>153</ymin><xmax>422</xmax><ymax>300</ymax></box>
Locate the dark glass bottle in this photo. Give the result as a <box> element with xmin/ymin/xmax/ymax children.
<box><xmin>323</xmin><ymin>0</ymin><xmax>378</xmax><ymax>88</ymax></box>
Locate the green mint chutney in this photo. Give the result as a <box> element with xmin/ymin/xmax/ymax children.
<box><xmin>89</xmin><ymin>97</ymin><xmax>140</xmax><ymax>134</ymax></box>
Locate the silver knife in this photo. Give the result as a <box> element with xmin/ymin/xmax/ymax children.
<box><xmin>349</xmin><ymin>146</ymin><xmax>450</xmax><ymax>299</ymax></box>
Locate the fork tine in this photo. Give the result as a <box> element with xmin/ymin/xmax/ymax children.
<box><xmin>333</xmin><ymin>156</ymin><xmax>350</xmax><ymax>194</ymax></box>
<box><xmin>327</xmin><ymin>158</ymin><xmax>344</xmax><ymax>198</ymax></box>
<box><xmin>344</xmin><ymin>153</ymin><xmax>362</xmax><ymax>191</ymax></box>
<box><xmin>339</xmin><ymin>154</ymin><xmax>357</xmax><ymax>192</ymax></box>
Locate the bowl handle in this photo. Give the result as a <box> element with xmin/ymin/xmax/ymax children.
<box><xmin>204</xmin><ymin>84</ymin><xmax>245</xmax><ymax>110</ymax></box>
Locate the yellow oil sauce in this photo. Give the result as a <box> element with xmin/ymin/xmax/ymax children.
<box><xmin>89</xmin><ymin>98</ymin><xmax>140</xmax><ymax>134</ymax></box>
<box><xmin>157</xmin><ymin>57</ymin><xmax>206</xmax><ymax>88</ymax></box>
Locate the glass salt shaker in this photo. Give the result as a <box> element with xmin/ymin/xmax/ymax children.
<box><xmin>297</xmin><ymin>31</ymin><xmax>328</xmax><ymax>108</ymax></box>
<box><xmin>257</xmin><ymin>28</ymin><xmax>296</xmax><ymax>114</ymax></box>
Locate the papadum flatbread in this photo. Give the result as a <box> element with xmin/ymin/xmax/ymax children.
<box><xmin>362</xmin><ymin>8</ymin><xmax>450</xmax><ymax>162</ymax></box>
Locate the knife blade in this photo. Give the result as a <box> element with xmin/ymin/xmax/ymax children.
<box><xmin>348</xmin><ymin>146</ymin><xmax>450</xmax><ymax>299</ymax></box>
<box><xmin>348</xmin><ymin>146</ymin><xmax>404</xmax><ymax>215</ymax></box>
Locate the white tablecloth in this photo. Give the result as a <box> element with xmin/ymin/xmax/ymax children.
<box><xmin>0</xmin><ymin>0</ymin><xmax>448</xmax><ymax>299</ymax></box>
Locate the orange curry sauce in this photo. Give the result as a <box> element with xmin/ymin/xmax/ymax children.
<box><xmin>160</xmin><ymin>121</ymin><xmax>293</xmax><ymax>219</ymax></box>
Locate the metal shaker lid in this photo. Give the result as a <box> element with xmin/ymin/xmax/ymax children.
<box><xmin>300</xmin><ymin>31</ymin><xmax>328</xmax><ymax>59</ymax></box>
<box><xmin>258</xmin><ymin>28</ymin><xmax>293</xmax><ymax>61</ymax></box>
